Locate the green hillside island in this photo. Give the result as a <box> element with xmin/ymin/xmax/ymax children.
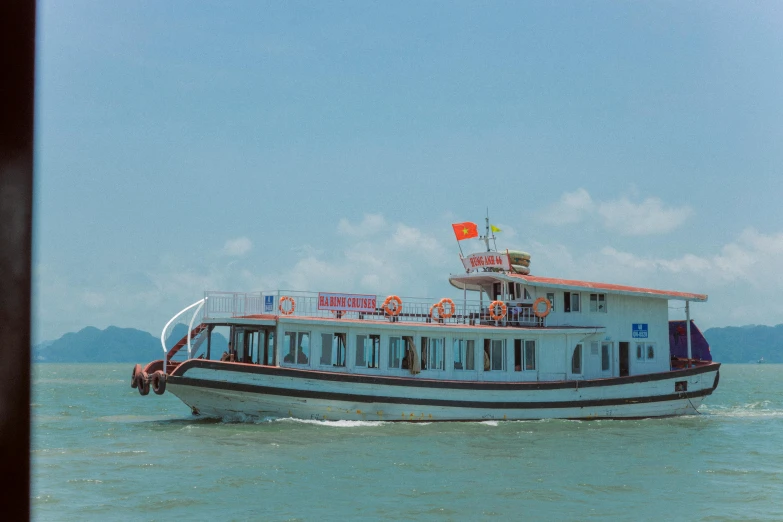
<box><xmin>32</xmin><ymin>323</ymin><xmax>781</xmax><ymax>363</ymax></box>
<box><xmin>33</xmin><ymin>324</ymin><xmax>228</xmax><ymax>363</ymax></box>
<box><xmin>703</xmin><ymin>324</ymin><xmax>783</xmax><ymax>363</ymax></box>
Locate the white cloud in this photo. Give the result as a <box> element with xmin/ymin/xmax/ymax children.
<box><xmin>337</xmin><ymin>213</ymin><xmax>387</xmax><ymax>237</ymax></box>
<box><xmin>541</xmin><ymin>189</ymin><xmax>692</xmax><ymax>235</ymax></box>
<box><xmin>540</xmin><ymin>188</ymin><xmax>594</xmax><ymax>225</ymax></box>
<box><xmin>597</xmin><ymin>197</ymin><xmax>693</xmax><ymax>235</ymax></box>
<box><xmin>531</xmin><ymin>228</ymin><xmax>783</xmax><ymax>328</ymax></box>
<box><xmin>222</xmin><ymin>237</ymin><xmax>252</xmax><ymax>256</ymax></box>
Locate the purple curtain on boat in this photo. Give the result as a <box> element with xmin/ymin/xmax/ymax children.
<box><xmin>669</xmin><ymin>320</ymin><xmax>712</xmax><ymax>361</ymax></box>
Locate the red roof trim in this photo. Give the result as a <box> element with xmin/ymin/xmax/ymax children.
<box><xmin>507</xmin><ymin>273</ymin><xmax>707</xmax><ymax>301</ymax></box>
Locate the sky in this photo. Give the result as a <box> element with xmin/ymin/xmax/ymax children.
<box><xmin>33</xmin><ymin>1</ymin><xmax>783</xmax><ymax>342</ymax></box>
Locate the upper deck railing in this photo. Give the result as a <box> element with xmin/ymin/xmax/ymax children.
<box><xmin>202</xmin><ymin>290</ymin><xmax>545</xmax><ymax>327</ymax></box>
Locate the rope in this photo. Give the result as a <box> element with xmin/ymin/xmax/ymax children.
<box><xmin>687</xmin><ymin>397</ymin><xmax>702</xmax><ymax>415</ymax></box>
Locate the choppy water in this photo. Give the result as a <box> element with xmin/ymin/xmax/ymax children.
<box><xmin>33</xmin><ymin>364</ymin><xmax>783</xmax><ymax>521</ymax></box>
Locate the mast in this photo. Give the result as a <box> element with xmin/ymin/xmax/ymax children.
<box><xmin>480</xmin><ymin>208</ymin><xmax>497</xmax><ymax>252</ymax></box>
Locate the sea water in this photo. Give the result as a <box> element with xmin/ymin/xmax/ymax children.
<box><xmin>32</xmin><ymin>364</ymin><xmax>783</xmax><ymax>521</ymax></box>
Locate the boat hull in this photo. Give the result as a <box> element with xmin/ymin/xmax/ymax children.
<box><xmin>166</xmin><ymin>360</ymin><xmax>720</xmax><ymax>421</ymax></box>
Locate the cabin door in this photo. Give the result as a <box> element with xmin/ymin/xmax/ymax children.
<box><xmin>619</xmin><ymin>342</ymin><xmax>630</xmax><ymax>377</ymax></box>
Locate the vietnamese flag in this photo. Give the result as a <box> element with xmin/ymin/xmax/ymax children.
<box><xmin>452</xmin><ymin>222</ymin><xmax>479</xmax><ymax>241</ymax></box>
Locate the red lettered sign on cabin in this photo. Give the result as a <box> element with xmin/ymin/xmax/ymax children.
<box><xmin>317</xmin><ymin>292</ymin><xmax>378</xmax><ymax>313</ymax></box>
<box><xmin>460</xmin><ymin>252</ymin><xmax>511</xmax><ymax>272</ymax></box>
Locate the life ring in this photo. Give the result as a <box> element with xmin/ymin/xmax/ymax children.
<box><xmin>429</xmin><ymin>303</ymin><xmax>440</xmax><ymax>320</ymax></box>
<box><xmin>279</xmin><ymin>296</ymin><xmax>295</xmax><ymax>315</ymax></box>
<box><xmin>533</xmin><ymin>297</ymin><xmax>551</xmax><ymax>318</ymax></box>
<box><xmin>151</xmin><ymin>370</ymin><xmax>167</xmax><ymax>395</ymax></box>
<box><xmin>131</xmin><ymin>363</ymin><xmax>141</xmax><ymax>389</ymax></box>
<box><xmin>439</xmin><ymin>298</ymin><xmax>455</xmax><ymax>319</ymax></box>
<box><xmin>489</xmin><ymin>300</ymin><xmax>507</xmax><ymax>321</ymax></box>
<box><xmin>136</xmin><ymin>371</ymin><xmax>150</xmax><ymax>396</ymax></box>
<box><xmin>383</xmin><ymin>295</ymin><xmax>402</xmax><ymax>316</ymax></box>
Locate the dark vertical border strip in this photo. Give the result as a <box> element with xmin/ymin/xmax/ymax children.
<box><xmin>0</xmin><ymin>0</ymin><xmax>35</xmax><ymax>518</ymax></box>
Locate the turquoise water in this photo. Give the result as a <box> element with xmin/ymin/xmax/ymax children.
<box><xmin>33</xmin><ymin>364</ymin><xmax>783</xmax><ymax>521</ymax></box>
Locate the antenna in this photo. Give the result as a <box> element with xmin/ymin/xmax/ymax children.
<box><xmin>480</xmin><ymin>208</ymin><xmax>497</xmax><ymax>252</ymax></box>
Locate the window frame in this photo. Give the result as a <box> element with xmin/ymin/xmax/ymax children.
<box><xmin>571</xmin><ymin>344</ymin><xmax>582</xmax><ymax>375</ymax></box>
<box><xmin>283</xmin><ymin>331</ymin><xmax>311</xmax><ymax>366</ymax></box>
<box><xmin>452</xmin><ymin>338</ymin><xmax>476</xmax><ymax>371</ymax></box>
<box><xmin>546</xmin><ymin>292</ymin><xmax>555</xmax><ymax>313</ymax></box>
<box><xmin>422</xmin><ymin>336</ymin><xmax>445</xmax><ymax>371</ymax></box>
<box><xmin>589</xmin><ymin>293</ymin><xmax>607</xmax><ymax>313</ymax></box>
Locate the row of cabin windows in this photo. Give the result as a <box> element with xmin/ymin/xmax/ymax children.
<box><xmin>562</xmin><ymin>292</ymin><xmax>607</xmax><ymax>313</ymax></box>
<box><xmin>570</xmin><ymin>342</ymin><xmax>656</xmax><ymax>374</ymax></box>
<box><xmin>495</xmin><ymin>286</ymin><xmax>608</xmax><ymax>314</ymax></box>
<box><xmin>283</xmin><ymin>331</ymin><xmax>537</xmax><ymax>372</ymax></box>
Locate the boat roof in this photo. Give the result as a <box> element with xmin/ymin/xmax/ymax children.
<box><xmin>448</xmin><ymin>271</ymin><xmax>708</xmax><ymax>302</ymax></box>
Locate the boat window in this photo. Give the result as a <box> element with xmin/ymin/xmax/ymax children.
<box><xmin>283</xmin><ymin>331</ymin><xmax>310</xmax><ymax>366</ymax></box>
<box><xmin>320</xmin><ymin>333</ymin><xmax>346</xmax><ymax>367</ymax></box>
<box><xmin>524</xmin><ymin>288</ymin><xmax>531</xmax><ymax>300</ymax></box>
<box><xmin>546</xmin><ymin>293</ymin><xmax>555</xmax><ymax>312</ymax></box>
<box><xmin>484</xmin><ymin>339</ymin><xmax>505</xmax><ymax>371</ymax></box>
<box><xmin>601</xmin><ymin>342</ymin><xmax>612</xmax><ymax>371</ymax></box>
<box><xmin>589</xmin><ymin>293</ymin><xmax>607</xmax><ymax>313</ymax></box>
<box><xmin>564</xmin><ymin>292</ymin><xmax>579</xmax><ymax>312</ymax></box>
<box><xmin>452</xmin><ymin>339</ymin><xmax>475</xmax><ymax>371</ymax></box>
<box><xmin>571</xmin><ymin>293</ymin><xmax>580</xmax><ymax>312</ymax></box>
<box><xmin>355</xmin><ymin>334</ymin><xmax>381</xmax><ymax>368</ymax></box>
<box><xmin>514</xmin><ymin>339</ymin><xmax>522</xmax><ymax>371</ymax></box>
<box><xmin>509</xmin><ymin>284</ymin><xmax>516</xmax><ymax>301</ymax></box>
<box><xmin>571</xmin><ymin>344</ymin><xmax>582</xmax><ymax>374</ymax></box>
<box><xmin>388</xmin><ymin>336</ymin><xmax>404</xmax><ymax>369</ymax></box>
<box><xmin>420</xmin><ymin>337</ymin><xmax>444</xmax><ymax>371</ymax></box>
<box><xmin>635</xmin><ymin>342</ymin><xmax>656</xmax><ymax>362</ymax></box>
<box><xmin>525</xmin><ymin>340</ymin><xmax>536</xmax><ymax>371</ymax></box>
<box><xmin>319</xmin><ymin>333</ymin><xmax>345</xmax><ymax>366</ymax></box>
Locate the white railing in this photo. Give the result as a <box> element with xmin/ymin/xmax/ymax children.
<box><xmin>202</xmin><ymin>290</ymin><xmax>545</xmax><ymax>328</ymax></box>
<box><xmin>161</xmin><ymin>298</ymin><xmax>206</xmax><ymax>373</ymax></box>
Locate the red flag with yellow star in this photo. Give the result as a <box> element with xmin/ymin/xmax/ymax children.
<box><xmin>452</xmin><ymin>222</ymin><xmax>479</xmax><ymax>241</ymax></box>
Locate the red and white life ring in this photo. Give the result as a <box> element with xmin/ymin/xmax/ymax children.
<box><xmin>532</xmin><ymin>297</ymin><xmax>551</xmax><ymax>318</ymax></box>
<box><xmin>489</xmin><ymin>300</ymin><xmax>507</xmax><ymax>321</ymax></box>
<box><xmin>383</xmin><ymin>295</ymin><xmax>402</xmax><ymax>316</ymax></box>
<box><xmin>279</xmin><ymin>296</ymin><xmax>296</xmax><ymax>315</ymax></box>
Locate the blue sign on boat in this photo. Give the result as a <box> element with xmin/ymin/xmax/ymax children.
<box><xmin>632</xmin><ymin>323</ymin><xmax>648</xmax><ymax>338</ymax></box>
<box><xmin>264</xmin><ymin>295</ymin><xmax>274</xmax><ymax>312</ymax></box>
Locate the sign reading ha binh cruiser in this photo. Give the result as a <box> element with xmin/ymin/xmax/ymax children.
<box><xmin>317</xmin><ymin>292</ymin><xmax>377</xmax><ymax>313</ymax></box>
<box><xmin>461</xmin><ymin>252</ymin><xmax>511</xmax><ymax>272</ymax></box>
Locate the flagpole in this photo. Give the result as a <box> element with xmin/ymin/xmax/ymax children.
<box><xmin>455</xmin><ymin>236</ymin><xmax>464</xmax><ymax>258</ymax></box>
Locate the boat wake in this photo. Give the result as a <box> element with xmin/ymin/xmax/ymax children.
<box><xmin>701</xmin><ymin>401</ymin><xmax>783</xmax><ymax>419</ymax></box>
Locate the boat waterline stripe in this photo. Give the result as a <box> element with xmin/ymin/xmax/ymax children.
<box><xmin>168</xmin><ymin>376</ymin><xmax>716</xmax><ymax>410</ymax></box>
<box><xmin>173</xmin><ymin>359</ymin><xmax>720</xmax><ymax>391</ymax></box>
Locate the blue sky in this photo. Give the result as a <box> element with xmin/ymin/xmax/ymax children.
<box><xmin>33</xmin><ymin>2</ymin><xmax>783</xmax><ymax>342</ymax></box>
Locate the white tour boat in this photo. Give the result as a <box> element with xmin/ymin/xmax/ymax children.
<box><xmin>131</xmin><ymin>220</ymin><xmax>720</xmax><ymax>421</ymax></box>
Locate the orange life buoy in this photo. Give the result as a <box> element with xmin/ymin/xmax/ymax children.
<box><xmin>533</xmin><ymin>297</ymin><xmax>551</xmax><ymax>318</ymax></box>
<box><xmin>439</xmin><ymin>298</ymin><xmax>455</xmax><ymax>319</ymax></box>
<box><xmin>429</xmin><ymin>303</ymin><xmax>439</xmax><ymax>320</ymax></box>
<box><xmin>383</xmin><ymin>295</ymin><xmax>402</xmax><ymax>316</ymax></box>
<box><xmin>279</xmin><ymin>296</ymin><xmax>296</xmax><ymax>315</ymax></box>
<box><xmin>489</xmin><ymin>300</ymin><xmax>507</xmax><ymax>321</ymax></box>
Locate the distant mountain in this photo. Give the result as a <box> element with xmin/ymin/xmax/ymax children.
<box><xmin>703</xmin><ymin>324</ymin><xmax>783</xmax><ymax>363</ymax></box>
<box><xmin>33</xmin><ymin>324</ymin><xmax>228</xmax><ymax>363</ymax></box>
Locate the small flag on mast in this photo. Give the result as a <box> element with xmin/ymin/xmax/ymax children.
<box><xmin>452</xmin><ymin>222</ymin><xmax>479</xmax><ymax>241</ymax></box>
<box><xmin>490</xmin><ymin>224</ymin><xmax>501</xmax><ymax>233</ymax></box>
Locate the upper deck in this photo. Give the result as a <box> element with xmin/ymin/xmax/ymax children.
<box><xmin>201</xmin><ymin>289</ymin><xmax>553</xmax><ymax>328</ymax></box>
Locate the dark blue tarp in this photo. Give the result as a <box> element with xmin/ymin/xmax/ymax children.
<box><xmin>669</xmin><ymin>320</ymin><xmax>712</xmax><ymax>361</ymax></box>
